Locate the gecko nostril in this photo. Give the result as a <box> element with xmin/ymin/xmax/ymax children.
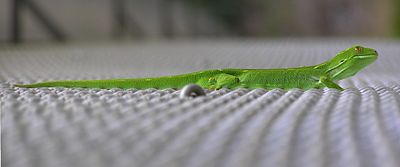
<box><xmin>374</xmin><ymin>50</ymin><xmax>378</xmax><ymax>56</ymax></box>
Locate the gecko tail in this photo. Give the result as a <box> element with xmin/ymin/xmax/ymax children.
<box><xmin>12</xmin><ymin>72</ymin><xmax>204</xmax><ymax>89</ymax></box>
<box><xmin>13</xmin><ymin>80</ymin><xmax>96</xmax><ymax>89</ymax></box>
<box><xmin>13</xmin><ymin>78</ymin><xmax>195</xmax><ymax>89</ymax></box>
<box><xmin>14</xmin><ymin>82</ymin><xmax>65</xmax><ymax>88</ymax></box>
<box><xmin>14</xmin><ymin>84</ymin><xmax>32</xmax><ymax>88</ymax></box>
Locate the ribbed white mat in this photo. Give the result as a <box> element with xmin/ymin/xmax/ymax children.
<box><xmin>1</xmin><ymin>39</ymin><xmax>400</xmax><ymax>167</ymax></box>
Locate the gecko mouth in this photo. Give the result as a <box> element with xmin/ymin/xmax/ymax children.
<box><xmin>353</xmin><ymin>53</ymin><xmax>377</xmax><ymax>59</ymax></box>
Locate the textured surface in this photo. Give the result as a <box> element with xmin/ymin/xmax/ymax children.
<box><xmin>1</xmin><ymin>39</ymin><xmax>400</xmax><ymax>167</ymax></box>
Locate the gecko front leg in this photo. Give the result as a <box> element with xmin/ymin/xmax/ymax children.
<box><xmin>319</xmin><ymin>76</ymin><xmax>344</xmax><ymax>91</ymax></box>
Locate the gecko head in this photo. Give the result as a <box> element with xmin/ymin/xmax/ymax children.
<box><xmin>318</xmin><ymin>45</ymin><xmax>378</xmax><ymax>81</ymax></box>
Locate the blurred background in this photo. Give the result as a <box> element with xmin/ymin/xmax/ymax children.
<box><xmin>0</xmin><ymin>0</ymin><xmax>399</xmax><ymax>43</ymax></box>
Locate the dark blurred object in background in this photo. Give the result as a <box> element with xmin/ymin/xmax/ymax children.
<box><xmin>394</xmin><ymin>0</ymin><xmax>400</xmax><ymax>37</ymax></box>
<box><xmin>0</xmin><ymin>0</ymin><xmax>399</xmax><ymax>42</ymax></box>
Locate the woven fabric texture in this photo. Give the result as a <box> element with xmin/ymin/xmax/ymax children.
<box><xmin>1</xmin><ymin>39</ymin><xmax>400</xmax><ymax>167</ymax></box>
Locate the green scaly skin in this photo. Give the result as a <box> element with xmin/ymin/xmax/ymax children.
<box><xmin>15</xmin><ymin>46</ymin><xmax>378</xmax><ymax>91</ymax></box>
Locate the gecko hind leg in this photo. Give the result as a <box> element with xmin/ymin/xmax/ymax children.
<box><xmin>214</xmin><ymin>73</ymin><xmax>240</xmax><ymax>89</ymax></box>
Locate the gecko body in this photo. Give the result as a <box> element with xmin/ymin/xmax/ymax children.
<box><xmin>15</xmin><ymin>46</ymin><xmax>378</xmax><ymax>91</ymax></box>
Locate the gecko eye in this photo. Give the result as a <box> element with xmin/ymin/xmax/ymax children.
<box><xmin>339</xmin><ymin>60</ymin><xmax>345</xmax><ymax>63</ymax></box>
<box><xmin>354</xmin><ymin>46</ymin><xmax>362</xmax><ymax>53</ymax></box>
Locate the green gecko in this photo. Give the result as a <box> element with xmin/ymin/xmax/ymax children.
<box><xmin>15</xmin><ymin>46</ymin><xmax>378</xmax><ymax>91</ymax></box>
